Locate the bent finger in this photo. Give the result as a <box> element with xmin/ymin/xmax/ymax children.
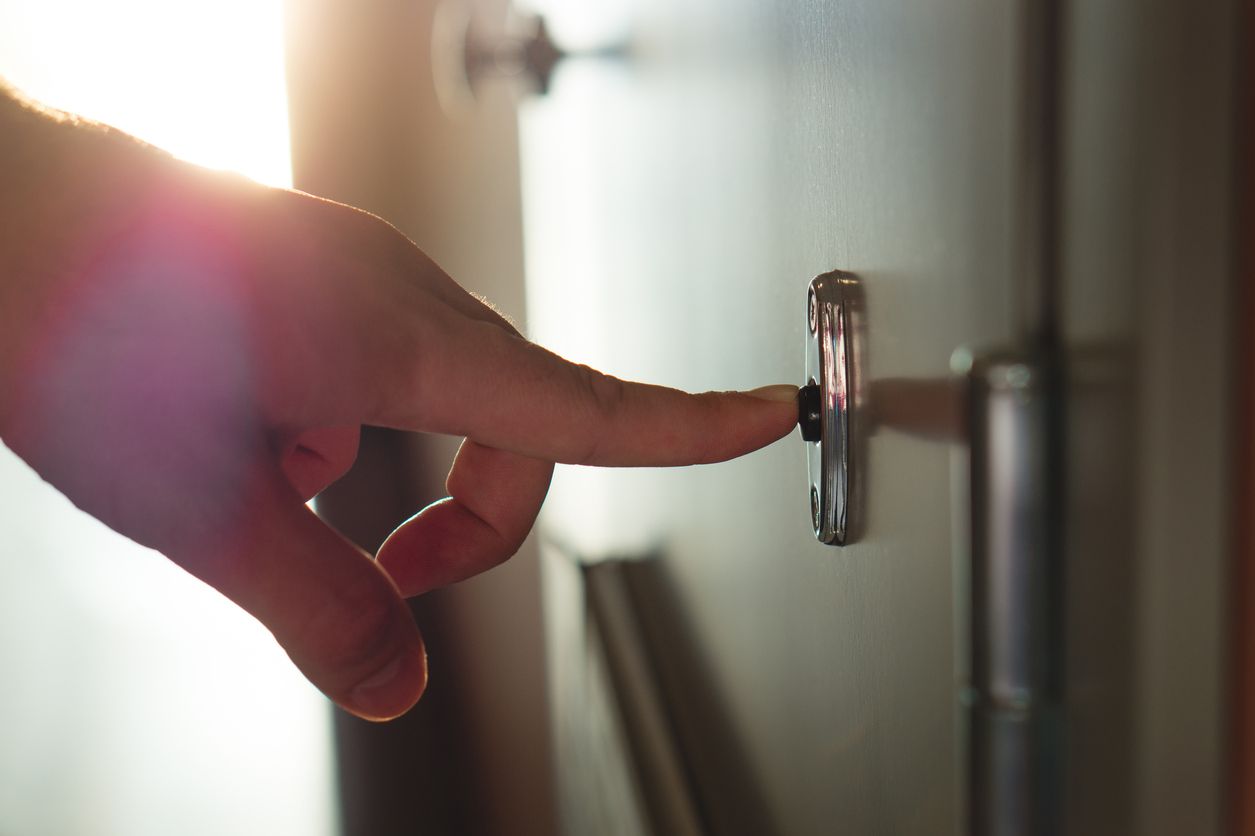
<box><xmin>376</xmin><ymin>440</ymin><xmax>553</xmax><ymax>598</ymax></box>
<box><xmin>177</xmin><ymin>463</ymin><xmax>427</xmax><ymax>721</ymax></box>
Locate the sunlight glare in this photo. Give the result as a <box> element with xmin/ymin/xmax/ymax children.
<box><xmin>0</xmin><ymin>0</ymin><xmax>293</xmax><ymax>187</ymax></box>
<box><xmin>0</xmin><ymin>3</ymin><xmax>334</xmax><ymax>835</ymax></box>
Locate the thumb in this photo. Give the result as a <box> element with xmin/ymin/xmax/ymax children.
<box><xmin>177</xmin><ymin>465</ymin><xmax>428</xmax><ymax>721</ymax></box>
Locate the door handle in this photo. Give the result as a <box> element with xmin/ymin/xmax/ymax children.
<box><xmin>796</xmin><ymin>279</ymin><xmax>1062</xmax><ymax>831</ymax></box>
<box><xmin>957</xmin><ymin>348</ymin><xmax>1061</xmax><ymax>836</ymax></box>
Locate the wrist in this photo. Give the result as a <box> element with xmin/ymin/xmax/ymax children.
<box><xmin>0</xmin><ymin>84</ymin><xmax>166</xmax><ymax>433</ymax></box>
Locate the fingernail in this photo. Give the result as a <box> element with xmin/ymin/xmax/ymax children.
<box><xmin>745</xmin><ymin>384</ymin><xmax>799</xmax><ymax>404</ymax></box>
<box><xmin>349</xmin><ymin>656</ymin><xmax>405</xmax><ymax>719</ymax></box>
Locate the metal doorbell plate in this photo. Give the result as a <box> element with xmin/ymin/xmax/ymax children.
<box><xmin>801</xmin><ymin>272</ymin><xmax>863</xmax><ymax>545</ymax></box>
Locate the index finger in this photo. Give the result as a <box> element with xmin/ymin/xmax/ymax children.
<box><xmin>370</xmin><ymin>317</ymin><xmax>798</xmax><ymax>466</ymax></box>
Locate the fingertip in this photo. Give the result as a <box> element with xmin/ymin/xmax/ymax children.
<box><xmin>326</xmin><ymin>572</ymin><xmax>429</xmax><ymax>721</ymax></box>
<box><xmin>696</xmin><ymin>387</ymin><xmax>799</xmax><ymax>462</ymax></box>
<box><xmin>737</xmin><ymin>386</ymin><xmax>803</xmax><ymax>436</ymax></box>
<box><xmin>296</xmin><ymin>579</ymin><xmax>429</xmax><ymax>721</ymax></box>
<box><xmin>376</xmin><ymin>496</ymin><xmax>518</xmax><ymax>599</ymax></box>
<box><xmin>376</xmin><ymin>444</ymin><xmax>552</xmax><ymax>599</ymax></box>
<box><xmin>255</xmin><ymin>499</ymin><xmax>428</xmax><ymax>722</ymax></box>
<box><xmin>341</xmin><ymin>635</ymin><xmax>429</xmax><ymax>721</ymax></box>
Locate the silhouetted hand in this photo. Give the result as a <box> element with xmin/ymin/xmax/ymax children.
<box><xmin>0</xmin><ymin>87</ymin><xmax>797</xmax><ymax>720</ymax></box>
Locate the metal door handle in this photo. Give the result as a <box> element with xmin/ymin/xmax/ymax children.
<box><xmin>958</xmin><ymin>348</ymin><xmax>1060</xmax><ymax>836</ymax></box>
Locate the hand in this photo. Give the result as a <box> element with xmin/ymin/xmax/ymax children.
<box><xmin>0</xmin><ymin>97</ymin><xmax>798</xmax><ymax>721</ymax></box>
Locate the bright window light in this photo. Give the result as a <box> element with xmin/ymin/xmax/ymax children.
<box><xmin>0</xmin><ymin>3</ymin><xmax>336</xmax><ymax>835</ymax></box>
<box><xmin>0</xmin><ymin>0</ymin><xmax>293</xmax><ymax>187</ymax></box>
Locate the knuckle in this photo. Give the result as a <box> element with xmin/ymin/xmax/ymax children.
<box><xmin>469</xmin><ymin>292</ymin><xmax>522</xmax><ymax>337</ymax></box>
<box><xmin>489</xmin><ymin>512</ymin><xmax>531</xmax><ymax>559</ymax></box>
<box><xmin>586</xmin><ymin>369</ymin><xmax>627</xmax><ymax>416</ymax></box>
<box><xmin>576</xmin><ymin>367</ymin><xmax>626</xmax><ymax>463</ymax></box>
